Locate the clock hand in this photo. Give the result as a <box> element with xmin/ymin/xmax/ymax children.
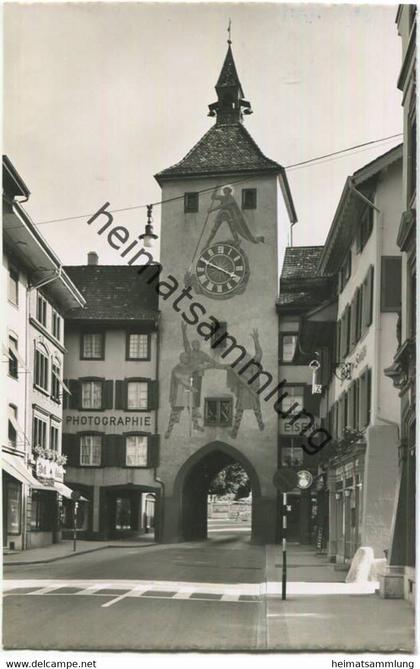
<box><xmin>201</xmin><ymin>259</ymin><xmax>239</xmax><ymax>280</ymax></box>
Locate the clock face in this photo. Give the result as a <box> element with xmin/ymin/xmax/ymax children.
<box><xmin>195</xmin><ymin>242</ymin><xmax>249</xmax><ymax>299</ymax></box>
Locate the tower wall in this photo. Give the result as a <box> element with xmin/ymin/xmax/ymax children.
<box><xmin>156</xmin><ymin>173</ymin><xmax>284</xmax><ymax>543</ymax></box>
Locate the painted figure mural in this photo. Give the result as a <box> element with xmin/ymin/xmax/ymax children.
<box><xmin>165</xmin><ymin>324</ymin><xmax>265</xmax><ymax>439</ymax></box>
<box><xmin>205</xmin><ymin>186</ymin><xmax>264</xmax><ymax>246</ymax></box>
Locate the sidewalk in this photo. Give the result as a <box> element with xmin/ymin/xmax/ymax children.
<box><xmin>3</xmin><ymin>533</ymin><xmax>155</xmax><ymax>566</ymax></box>
<box><xmin>264</xmin><ymin>544</ymin><xmax>415</xmax><ymax>652</ymax></box>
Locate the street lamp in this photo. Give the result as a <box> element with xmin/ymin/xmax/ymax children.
<box><xmin>139</xmin><ymin>204</ymin><xmax>158</xmax><ymax>249</ymax></box>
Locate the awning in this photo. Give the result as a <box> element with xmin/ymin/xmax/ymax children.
<box><xmin>2</xmin><ymin>451</ymin><xmax>53</xmax><ymax>490</ymax></box>
<box><xmin>54</xmin><ymin>481</ymin><xmax>88</xmax><ymax>501</ymax></box>
<box><xmin>58</xmin><ymin>378</ymin><xmax>71</xmax><ymax>395</ymax></box>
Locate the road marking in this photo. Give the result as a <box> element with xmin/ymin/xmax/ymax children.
<box><xmin>75</xmin><ymin>583</ymin><xmax>112</xmax><ymax>595</ymax></box>
<box><xmin>101</xmin><ymin>592</ymin><xmax>130</xmax><ymax>608</ymax></box>
<box><xmin>28</xmin><ymin>584</ymin><xmax>66</xmax><ymax>596</ymax></box>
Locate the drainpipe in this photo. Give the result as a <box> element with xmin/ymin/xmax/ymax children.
<box><xmin>152</xmin><ymin>312</ymin><xmax>164</xmax><ymax>541</ymax></box>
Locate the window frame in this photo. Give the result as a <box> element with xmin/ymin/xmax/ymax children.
<box><xmin>79</xmin><ymin>433</ymin><xmax>102</xmax><ymax>467</ymax></box>
<box><xmin>34</xmin><ymin>343</ymin><xmax>49</xmax><ymax>392</ymax></box>
<box><xmin>33</xmin><ymin>415</ymin><xmax>48</xmax><ymax>449</ymax></box>
<box><xmin>8</xmin><ymin>335</ymin><xmax>19</xmax><ymax>379</ymax></box>
<box><xmin>358</xmin><ymin>206</ymin><xmax>374</xmax><ymax>253</ymax></box>
<box><xmin>184</xmin><ymin>192</ymin><xmax>199</xmax><ymax>214</ymax></box>
<box><xmin>125</xmin><ymin>433</ymin><xmax>149</xmax><ymax>468</ymax></box>
<box><xmin>80</xmin><ymin>378</ymin><xmax>104</xmax><ymax>411</ymax></box>
<box><xmin>126</xmin><ymin>378</ymin><xmax>149</xmax><ymax>412</ymax></box>
<box><xmin>80</xmin><ymin>332</ymin><xmax>105</xmax><ymax>361</ymax></box>
<box><xmin>36</xmin><ymin>292</ymin><xmax>48</xmax><ymax>327</ymax></box>
<box><xmin>51</xmin><ymin>360</ymin><xmax>61</xmax><ymax>403</ymax></box>
<box><xmin>338</xmin><ymin>250</ymin><xmax>352</xmax><ymax>292</ymax></box>
<box><xmin>204</xmin><ymin>397</ymin><xmax>233</xmax><ymax>427</ymax></box>
<box><xmin>8</xmin><ymin>265</ymin><xmax>19</xmax><ymax>306</ymax></box>
<box><xmin>52</xmin><ymin>310</ymin><xmax>62</xmax><ymax>341</ymax></box>
<box><xmin>241</xmin><ymin>188</ymin><xmax>257</xmax><ymax>210</ymax></box>
<box><xmin>50</xmin><ymin>424</ymin><xmax>60</xmax><ymax>452</ymax></box>
<box><xmin>279</xmin><ymin>332</ymin><xmax>298</xmax><ymax>364</ymax></box>
<box><xmin>125</xmin><ymin>332</ymin><xmax>151</xmax><ymax>361</ymax></box>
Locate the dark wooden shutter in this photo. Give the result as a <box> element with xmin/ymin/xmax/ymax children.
<box><xmin>62</xmin><ymin>433</ymin><xmax>80</xmax><ymax>466</ymax></box>
<box><xmin>303</xmin><ymin>385</ymin><xmax>320</xmax><ymax>418</ymax></box>
<box><xmin>148</xmin><ymin>380</ymin><xmax>159</xmax><ymax>410</ymax></box>
<box><xmin>350</xmin><ymin>294</ymin><xmax>357</xmax><ymax>348</ymax></box>
<box><xmin>381</xmin><ymin>256</ymin><xmax>402</xmax><ymax>312</ymax></box>
<box><xmin>104</xmin><ymin>381</ymin><xmax>114</xmax><ymax>410</ymax></box>
<box><xmin>336</xmin><ymin>319</ymin><xmax>341</xmax><ymax>362</ymax></box>
<box><xmin>363</xmin><ymin>266</ymin><xmax>374</xmax><ymax>329</ymax></box>
<box><xmin>68</xmin><ymin>380</ymin><xmax>81</xmax><ymax>409</ymax></box>
<box><xmin>148</xmin><ymin>434</ymin><xmax>160</xmax><ymax>467</ymax></box>
<box><xmin>103</xmin><ymin>434</ymin><xmax>125</xmax><ymax>466</ymax></box>
<box><xmin>115</xmin><ymin>381</ymin><xmax>126</xmax><ymax>410</ymax></box>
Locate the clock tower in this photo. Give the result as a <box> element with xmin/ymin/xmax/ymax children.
<box><xmin>154</xmin><ymin>41</ymin><xmax>297</xmax><ymax>544</ymax></box>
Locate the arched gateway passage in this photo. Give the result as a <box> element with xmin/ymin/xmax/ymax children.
<box><xmin>173</xmin><ymin>441</ymin><xmax>261</xmax><ymax>543</ymax></box>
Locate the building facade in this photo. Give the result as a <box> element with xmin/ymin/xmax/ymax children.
<box><xmin>62</xmin><ymin>254</ymin><xmax>160</xmax><ymax>539</ymax></box>
<box><xmin>276</xmin><ymin>246</ymin><xmax>335</xmax><ymax>545</ymax></box>
<box><xmin>300</xmin><ymin>145</ymin><xmax>404</xmax><ymax>568</ymax></box>
<box><xmin>154</xmin><ymin>42</ymin><xmax>297</xmax><ymax>544</ymax></box>
<box><xmin>2</xmin><ymin>156</ymin><xmax>85</xmax><ymax>550</ymax></box>
<box><xmin>385</xmin><ymin>4</ymin><xmax>416</xmax><ymax>602</ymax></box>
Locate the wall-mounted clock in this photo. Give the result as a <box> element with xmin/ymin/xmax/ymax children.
<box><xmin>194</xmin><ymin>242</ymin><xmax>250</xmax><ymax>299</ymax></box>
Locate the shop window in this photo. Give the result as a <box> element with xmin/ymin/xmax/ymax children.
<box><xmin>52</xmin><ymin>310</ymin><xmax>62</xmax><ymax>341</ymax></box>
<box><xmin>36</xmin><ymin>292</ymin><xmax>47</xmax><ymax>327</ymax></box>
<box><xmin>33</xmin><ymin>416</ymin><xmax>47</xmax><ymax>449</ymax></box>
<box><xmin>242</xmin><ymin>188</ymin><xmax>257</xmax><ymax>210</ymax></box>
<box><xmin>8</xmin><ymin>265</ymin><xmax>19</xmax><ymax>305</ymax></box>
<box><xmin>204</xmin><ymin>397</ymin><xmax>233</xmax><ymax>426</ymax></box>
<box><xmin>8</xmin><ymin>335</ymin><xmax>18</xmax><ymax>379</ymax></box>
<box><xmin>51</xmin><ymin>361</ymin><xmax>61</xmax><ymax>402</ymax></box>
<box><xmin>280</xmin><ymin>334</ymin><xmax>297</xmax><ymax>363</ymax></box>
<box><xmin>6</xmin><ymin>479</ymin><xmax>21</xmax><ymax>535</ymax></box>
<box><xmin>81</xmin><ymin>380</ymin><xmax>103</xmax><ymax>410</ymax></box>
<box><xmin>127</xmin><ymin>381</ymin><xmax>148</xmax><ymax>410</ymax></box>
<box><xmin>125</xmin><ymin>435</ymin><xmax>148</xmax><ymax>467</ymax></box>
<box><xmin>126</xmin><ymin>333</ymin><xmax>150</xmax><ymax>360</ymax></box>
<box><xmin>115</xmin><ymin>498</ymin><xmax>132</xmax><ymax>530</ymax></box>
<box><xmin>281</xmin><ymin>445</ymin><xmax>304</xmax><ymax>467</ymax></box>
<box><xmin>81</xmin><ymin>333</ymin><xmax>104</xmax><ymax>360</ymax></box>
<box><xmin>30</xmin><ymin>491</ymin><xmax>54</xmax><ymax>531</ymax></box>
<box><xmin>279</xmin><ymin>387</ymin><xmax>305</xmax><ymax>416</ymax></box>
<box><xmin>184</xmin><ymin>192</ymin><xmax>199</xmax><ymax>213</ymax></box>
<box><xmin>80</xmin><ymin>434</ymin><xmax>102</xmax><ymax>466</ymax></box>
<box><xmin>34</xmin><ymin>343</ymin><xmax>49</xmax><ymax>391</ymax></box>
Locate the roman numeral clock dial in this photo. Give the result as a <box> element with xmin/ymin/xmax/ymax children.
<box><xmin>195</xmin><ymin>243</ymin><xmax>250</xmax><ymax>299</ymax></box>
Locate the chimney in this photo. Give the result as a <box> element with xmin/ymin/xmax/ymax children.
<box><xmin>87</xmin><ymin>252</ymin><xmax>98</xmax><ymax>266</ymax></box>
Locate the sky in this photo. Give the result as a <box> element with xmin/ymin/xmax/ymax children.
<box><xmin>4</xmin><ymin>2</ymin><xmax>403</xmax><ymax>266</ymax></box>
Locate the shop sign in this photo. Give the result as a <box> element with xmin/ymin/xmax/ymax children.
<box><xmin>36</xmin><ymin>458</ymin><xmax>64</xmax><ymax>483</ymax></box>
<box><xmin>65</xmin><ymin>414</ymin><xmax>152</xmax><ymax>432</ymax></box>
<box><xmin>280</xmin><ymin>416</ymin><xmax>321</xmax><ymax>435</ymax></box>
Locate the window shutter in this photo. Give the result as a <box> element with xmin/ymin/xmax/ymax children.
<box><xmin>336</xmin><ymin>320</ymin><xmax>341</xmax><ymax>362</ymax></box>
<box><xmin>62</xmin><ymin>433</ymin><xmax>79</xmax><ymax>466</ymax></box>
<box><xmin>350</xmin><ymin>294</ymin><xmax>357</xmax><ymax>348</ymax></box>
<box><xmin>148</xmin><ymin>380</ymin><xmax>159</xmax><ymax>410</ymax></box>
<box><xmin>69</xmin><ymin>380</ymin><xmax>81</xmax><ymax>409</ymax></box>
<box><xmin>104</xmin><ymin>381</ymin><xmax>114</xmax><ymax>409</ymax></box>
<box><xmin>148</xmin><ymin>434</ymin><xmax>160</xmax><ymax>468</ymax></box>
<box><xmin>320</xmin><ymin>347</ymin><xmax>330</xmax><ymax>386</ymax></box>
<box><xmin>363</xmin><ymin>266</ymin><xmax>374</xmax><ymax>329</ymax></box>
<box><xmin>381</xmin><ymin>257</ymin><xmax>402</xmax><ymax>312</ymax></box>
<box><xmin>103</xmin><ymin>434</ymin><xmax>124</xmax><ymax>466</ymax></box>
<box><xmin>303</xmin><ymin>385</ymin><xmax>320</xmax><ymax>417</ymax></box>
<box><xmin>63</xmin><ymin>379</ymin><xmax>69</xmax><ymax>409</ymax></box>
<box><xmin>115</xmin><ymin>381</ymin><xmax>126</xmax><ymax>410</ymax></box>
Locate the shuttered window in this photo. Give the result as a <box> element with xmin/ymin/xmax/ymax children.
<box><xmin>126</xmin><ymin>435</ymin><xmax>148</xmax><ymax>466</ymax></box>
<box><xmin>335</xmin><ymin>320</ymin><xmax>341</xmax><ymax>362</ymax></box>
<box><xmin>381</xmin><ymin>256</ymin><xmax>402</xmax><ymax>312</ymax></box>
<box><xmin>81</xmin><ymin>381</ymin><xmax>103</xmax><ymax>409</ymax></box>
<box><xmin>356</xmin><ymin>287</ymin><xmax>363</xmax><ymax>342</ymax></box>
<box><xmin>340</xmin><ymin>305</ymin><xmax>351</xmax><ymax>358</ymax></box>
<box><xmin>80</xmin><ymin>435</ymin><xmax>102</xmax><ymax>466</ymax></box>
<box><xmin>127</xmin><ymin>382</ymin><xmax>148</xmax><ymax>410</ymax></box>
<box><xmin>359</xmin><ymin>369</ymin><xmax>372</xmax><ymax>428</ymax></box>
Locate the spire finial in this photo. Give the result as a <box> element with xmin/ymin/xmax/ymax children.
<box><xmin>227</xmin><ymin>18</ymin><xmax>232</xmax><ymax>45</ymax></box>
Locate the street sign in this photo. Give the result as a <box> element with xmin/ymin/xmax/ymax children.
<box><xmin>296</xmin><ymin>470</ymin><xmax>313</xmax><ymax>490</ymax></box>
<box><xmin>273</xmin><ymin>468</ymin><xmax>298</xmax><ymax>492</ymax></box>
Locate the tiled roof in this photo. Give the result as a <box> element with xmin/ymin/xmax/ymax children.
<box><xmin>155</xmin><ymin>123</ymin><xmax>282</xmax><ymax>181</ymax></box>
<box><xmin>280</xmin><ymin>246</ymin><xmax>324</xmax><ymax>279</ymax></box>
<box><xmin>64</xmin><ymin>265</ymin><xmax>159</xmax><ymax>321</ymax></box>
<box><xmin>216</xmin><ymin>45</ymin><xmax>244</xmax><ymax>96</ymax></box>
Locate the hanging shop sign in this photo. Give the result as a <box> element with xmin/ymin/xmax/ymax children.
<box><xmin>36</xmin><ymin>458</ymin><xmax>65</xmax><ymax>483</ymax></box>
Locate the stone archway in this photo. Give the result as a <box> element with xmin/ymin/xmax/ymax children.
<box><xmin>173</xmin><ymin>441</ymin><xmax>262</xmax><ymax>543</ymax></box>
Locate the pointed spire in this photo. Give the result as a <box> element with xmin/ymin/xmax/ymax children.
<box><xmin>208</xmin><ymin>31</ymin><xmax>253</xmax><ymax>125</ymax></box>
